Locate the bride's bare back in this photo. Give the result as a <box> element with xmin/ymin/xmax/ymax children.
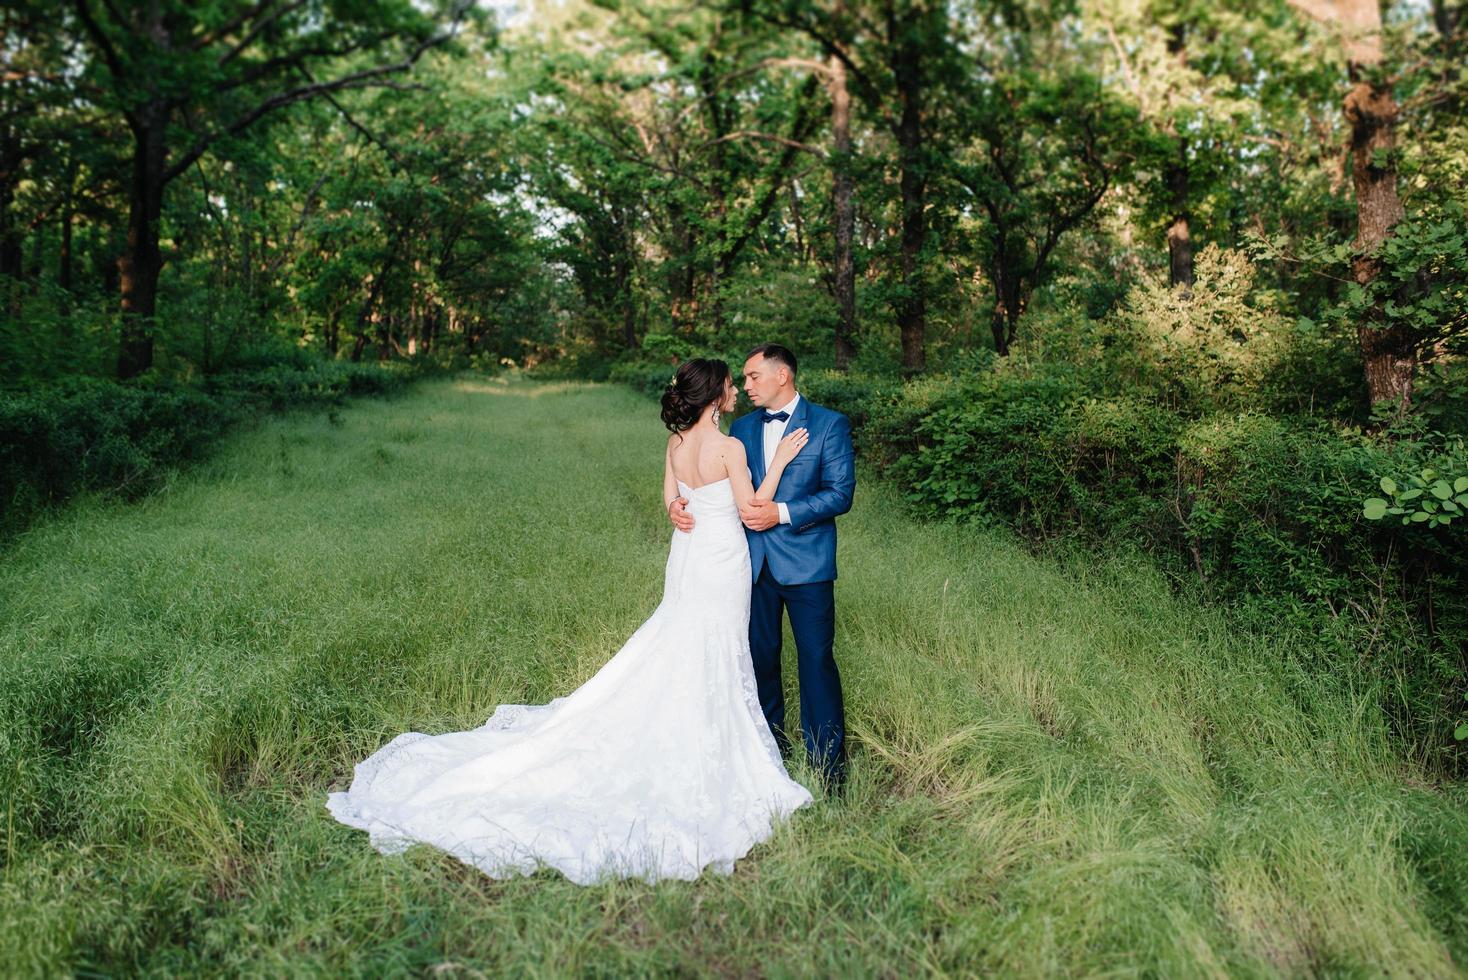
<box><xmin>668</xmin><ymin>428</ymin><xmax>737</xmax><ymax>490</ymax></box>
<box><xmin>665</xmin><ymin>423</ymin><xmax>808</xmax><ymax>521</ymax></box>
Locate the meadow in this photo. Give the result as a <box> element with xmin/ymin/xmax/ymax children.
<box><xmin>2</xmin><ymin>376</ymin><xmax>1465</xmax><ymax>977</ymax></box>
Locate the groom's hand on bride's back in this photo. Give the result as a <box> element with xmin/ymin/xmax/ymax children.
<box><xmin>669</xmin><ymin>496</ymin><xmax>695</xmax><ymax>532</ymax></box>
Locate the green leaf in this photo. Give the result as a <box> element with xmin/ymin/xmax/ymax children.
<box><xmin>1457</xmin><ymin>723</ymin><xmax>1468</xmax><ymax>741</ymax></box>
<box><xmin>1379</xmin><ymin>476</ymin><xmax>1397</xmax><ymax>495</ymax></box>
<box><xmin>1362</xmin><ymin>498</ymin><xmax>1389</xmax><ymax>519</ymax></box>
<box><xmin>1456</xmin><ymin>477</ymin><xmax>1468</xmax><ymax>493</ymax></box>
<box><xmin>1431</xmin><ymin>480</ymin><xmax>1452</xmax><ymax>499</ymax></box>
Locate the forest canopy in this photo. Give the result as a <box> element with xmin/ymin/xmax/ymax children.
<box><xmin>1</xmin><ymin>0</ymin><xmax>1463</xmax><ymax>412</ymax></box>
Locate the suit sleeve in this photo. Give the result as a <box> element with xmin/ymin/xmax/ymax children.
<box><xmin>784</xmin><ymin>412</ymin><xmax>855</xmax><ymax>533</ymax></box>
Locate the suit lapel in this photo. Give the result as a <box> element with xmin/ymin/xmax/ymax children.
<box><xmin>742</xmin><ymin>413</ymin><xmax>767</xmax><ymax>486</ymax></box>
<box><xmin>786</xmin><ymin>396</ymin><xmax>811</xmax><ymax>465</ymax></box>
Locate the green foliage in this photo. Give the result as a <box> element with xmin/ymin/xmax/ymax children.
<box><xmin>1105</xmin><ymin>245</ymin><xmax>1294</xmax><ymax>410</ymax></box>
<box><xmin>3</xmin><ymin>378</ymin><xmax>1466</xmax><ymax>974</ymax></box>
<box><xmin>1083</xmin><ymin>244</ymin><xmax>1364</xmax><ymax>418</ymax></box>
<box><xmin>889</xmin><ymin>368</ymin><xmax>1181</xmax><ymax>540</ymax></box>
<box><xmin>720</xmin><ymin>268</ymin><xmax>839</xmax><ymax>361</ymax></box>
<box><xmin>607</xmin><ymin>359</ymin><xmax>681</xmax><ymax>401</ymax></box>
<box><xmin>1364</xmin><ymin>470</ymin><xmax>1468</xmax><ymax>529</ymax></box>
<box><xmin>1326</xmin><ymin>202</ymin><xmax>1468</xmax><ymax>354</ymax></box>
<box><xmin>0</xmin><ymin>378</ymin><xmax>234</xmax><ymax>536</ymax></box>
<box><xmin>0</xmin><ymin>359</ymin><xmax>424</xmax><ymax>540</ymax></box>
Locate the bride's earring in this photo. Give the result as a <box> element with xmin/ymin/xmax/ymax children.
<box><xmin>711</xmin><ymin>406</ymin><xmax>721</xmax><ymax>426</ymax></box>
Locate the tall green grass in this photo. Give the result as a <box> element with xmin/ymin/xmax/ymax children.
<box><xmin>1</xmin><ymin>376</ymin><xmax>1465</xmax><ymax>976</ymax></box>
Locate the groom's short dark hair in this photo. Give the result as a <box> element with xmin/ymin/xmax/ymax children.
<box><xmin>746</xmin><ymin>343</ymin><xmax>797</xmax><ymax>379</ymax></box>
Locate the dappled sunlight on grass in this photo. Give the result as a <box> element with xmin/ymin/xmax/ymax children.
<box><xmin>450</xmin><ymin>375</ymin><xmax>592</xmax><ymax>398</ymax></box>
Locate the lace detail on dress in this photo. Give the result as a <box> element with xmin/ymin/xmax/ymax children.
<box><xmin>325</xmin><ymin>478</ymin><xmax>812</xmax><ymax>884</ymax></box>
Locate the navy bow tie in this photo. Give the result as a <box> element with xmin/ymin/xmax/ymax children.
<box><xmin>762</xmin><ymin>410</ymin><xmax>790</xmax><ymax>424</ymax></box>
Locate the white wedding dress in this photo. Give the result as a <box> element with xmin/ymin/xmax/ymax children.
<box><xmin>325</xmin><ymin>476</ymin><xmax>814</xmax><ymax>884</ymax></box>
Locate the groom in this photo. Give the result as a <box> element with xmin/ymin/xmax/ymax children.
<box><xmin>669</xmin><ymin>343</ymin><xmax>856</xmax><ymax>792</ymax></box>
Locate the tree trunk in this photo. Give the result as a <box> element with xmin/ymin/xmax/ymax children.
<box><xmin>0</xmin><ymin>124</ymin><xmax>22</xmax><ymax>318</ymax></box>
<box><xmin>1430</xmin><ymin>1</ymin><xmax>1464</xmax><ymax>120</ymax></box>
<box><xmin>829</xmin><ymin>45</ymin><xmax>857</xmax><ymax>372</ymax></box>
<box><xmin>1347</xmin><ymin>75</ymin><xmax>1412</xmax><ymax>409</ymax></box>
<box><xmin>891</xmin><ymin>26</ymin><xmax>926</xmax><ymax>374</ymax></box>
<box><xmin>59</xmin><ymin>156</ymin><xmax>76</xmax><ymax>299</ymax></box>
<box><xmin>1165</xmin><ymin>24</ymin><xmax>1193</xmax><ymax>288</ymax></box>
<box><xmin>704</xmin><ymin>39</ymin><xmax>730</xmax><ymax>337</ymax></box>
<box><xmin>26</xmin><ymin>219</ymin><xmax>43</xmax><ymax>293</ymax></box>
<box><xmin>1165</xmin><ymin>142</ymin><xmax>1193</xmax><ymax>288</ymax></box>
<box><xmin>615</xmin><ymin>250</ymin><xmax>637</xmax><ymax>349</ymax></box>
<box><xmin>1289</xmin><ymin>0</ymin><xmax>1414</xmax><ymax>411</ymax></box>
<box><xmin>989</xmin><ymin>258</ymin><xmax>1022</xmax><ymax>356</ymax></box>
<box><xmin>668</xmin><ymin>201</ymin><xmax>696</xmax><ymax>330</ymax></box>
<box><xmin>117</xmin><ymin>107</ymin><xmax>169</xmax><ymax>379</ymax></box>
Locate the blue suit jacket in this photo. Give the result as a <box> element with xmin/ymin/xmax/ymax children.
<box><xmin>731</xmin><ymin>396</ymin><xmax>856</xmax><ymax>585</ymax></box>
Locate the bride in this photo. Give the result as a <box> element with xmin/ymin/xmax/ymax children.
<box><xmin>325</xmin><ymin>358</ymin><xmax>815</xmax><ymax>884</ymax></box>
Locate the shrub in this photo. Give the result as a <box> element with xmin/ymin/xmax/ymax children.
<box><xmin>608</xmin><ymin>360</ymin><xmax>681</xmax><ymax>402</ymax></box>
<box><xmin>1</xmin><ymin>359</ymin><xmax>427</xmax><ymax>541</ymax></box>
<box><xmin>0</xmin><ymin>378</ymin><xmax>237</xmax><ymax>536</ymax></box>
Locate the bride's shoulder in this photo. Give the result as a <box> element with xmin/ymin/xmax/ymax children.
<box><xmin>720</xmin><ymin>434</ymin><xmax>747</xmax><ymax>460</ymax></box>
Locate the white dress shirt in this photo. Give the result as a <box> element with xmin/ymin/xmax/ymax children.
<box><xmin>761</xmin><ymin>392</ymin><xmax>800</xmax><ymax>526</ymax></box>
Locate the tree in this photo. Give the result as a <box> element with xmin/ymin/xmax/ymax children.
<box><xmin>951</xmin><ymin>69</ymin><xmax>1140</xmax><ymax>355</ymax></box>
<box><xmin>66</xmin><ymin>0</ymin><xmax>474</xmax><ymax>378</ymax></box>
<box><xmin>1285</xmin><ymin>0</ymin><xmax>1413</xmax><ymax>410</ymax></box>
<box><xmin>534</xmin><ymin>3</ymin><xmax>823</xmax><ymax>338</ymax></box>
<box><xmin>751</xmin><ymin>0</ymin><xmax>963</xmax><ymax>374</ymax></box>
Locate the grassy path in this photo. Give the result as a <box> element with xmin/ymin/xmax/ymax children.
<box><xmin>2</xmin><ymin>375</ymin><xmax>1466</xmax><ymax>976</ymax></box>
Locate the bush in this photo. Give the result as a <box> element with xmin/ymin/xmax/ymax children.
<box><xmin>1</xmin><ymin>359</ymin><xmax>427</xmax><ymax>541</ymax></box>
<box><xmin>862</xmin><ymin>368</ymin><xmax>1466</xmax><ymax>768</ymax></box>
<box><xmin>607</xmin><ymin>360</ymin><xmax>681</xmax><ymax>401</ymax></box>
<box><xmin>0</xmin><ymin>378</ymin><xmax>237</xmax><ymax>536</ymax></box>
<box><xmin>206</xmin><ymin>360</ymin><xmax>415</xmax><ymax>411</ymax></box>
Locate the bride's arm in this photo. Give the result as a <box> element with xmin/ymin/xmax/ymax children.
<box><xmin>724</xmin><ymin>439</ymin><xmax>757</xmax><ymax>508</ymax></box>
<box><xmin>665</xmin><ymin>436</ymin><xmax>695</xmax><ymax>532</ymax></box>
<box><xmin>723</xmin><ymin>431</ymin><xmax>808</xmax><ymax>509</ymax></box>
<box><xmin>663</xmin><ymin>435</ymin><xmax>680</xmax><ymax>511</ymax></box>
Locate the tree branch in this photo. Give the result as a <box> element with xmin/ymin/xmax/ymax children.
<box><xmin>191</xmin><ymin>0</ymin><xmax>274</xmax><ymax>51</ymax></box>
<box><xmin>163</xmin><ymin>17</ymin><xmax>461</xmax><ymax>185</ymax></box>
<box><xmin>71</xmin><ymin>0</ymin><xmax>128</xmax><ymax>88</ymax></box>
<box><xmin>696</xmin><ymin>130</ymin><xmax>828</xmax><ymax>157</ymax></box>
<box><xmin>214</xmin><ymin>28</ymin><xmax>401</xmax><ymax>93</ymax></box>
<box><xmin>217</xmin><ymin>0</ymin><xmax>310</xmax><ymax>66</ymax></box>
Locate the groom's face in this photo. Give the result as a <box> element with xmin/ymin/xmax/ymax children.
<box><xmin>742</xmin><ymin>355</ymin><xmax>789</xmax><ymax>408</ymax></box>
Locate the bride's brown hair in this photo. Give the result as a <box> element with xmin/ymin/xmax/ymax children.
<box><xmin>661</xmin><ymin>358</ymin><xmax>731</xmax><ymax>434</ymax></box>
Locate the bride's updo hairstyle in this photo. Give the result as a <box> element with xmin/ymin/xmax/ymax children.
<box><xmin>661</xmin><ymin>358</ymin><xmax>731</xmax><ymax>434</ymax></box>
